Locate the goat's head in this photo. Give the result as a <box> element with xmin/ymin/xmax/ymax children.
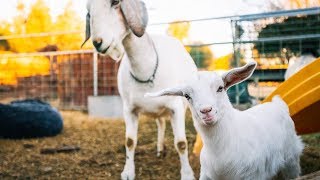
<box><xmin>82</xmin><ymin>0</ymin><xmax>148</xmax><ymax>61</ymax></box>
<box><xmin>145</xmin><ymin>61</ymin><xmax>257</xmax><ymax>126</ymax></box>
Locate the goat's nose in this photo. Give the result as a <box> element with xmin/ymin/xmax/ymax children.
<box><xmin>200</xmin><ymin>107</ymin><xmax>212</xmax><ymax>114</ymax></box>
<box><xmin>93</xmin><ymin>38</ymin><xmax>103</xmax><ymax>49</ymax></box>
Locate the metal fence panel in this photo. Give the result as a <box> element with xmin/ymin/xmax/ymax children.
<box><xmin>0</xmin><ymin>7</ymin><xmax>319</xmax><ymax>109</ymax></box>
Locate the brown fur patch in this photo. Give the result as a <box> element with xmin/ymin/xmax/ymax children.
<box><xmin>177</xmin><ymin>141</ymin><xmax>187</xmax><ymax>154</ymax></box>
<box><xmin>157</xmin><ymin>145</ymin><xmax>167</xmax><ymax>158</ymax></box>
<box><xmin>126</xmin><ymin>138</ymin><xmax>134</xmax><ymax>150</ymax></box>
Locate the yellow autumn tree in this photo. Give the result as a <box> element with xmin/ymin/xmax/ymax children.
<box><xmin>189</xmin><ymin>44</ymin><xmax>214</xmax><ymax>69</ymax></box>
<box><xmin>167</xmin><ymin>21</ymin><xmax>191</xmax><ymax>43</ymax></box>
<box><xmin>0</xmin><ymin>21</ymin><xmax>11</xmax><ymax>35</ymax></box>
<box><xmin>8</xmin><ymin>0</ymin><xmax>53</xmax><ymax>52</ymax></box>
<box><xmin>54</xmin><ymin>1</ymin><xmax>87</xmax><ymax>50</ymax></box>
<box><xmin>8</xmin><ymin>1</ymin><xmax>27</xmax><ymax>52</ymax></box>
<box><xmin>0</xmin><ymin>53</ymin><xmax>50</xmax><ymax>85</ymax></box>
<box><xmin>0</xmin><ymin>21</ymin><xmax>11</xmax><ymax>51</ymax></box>
<box><xmin>270</xmin><ymin>0</ymin><xmax>320</xmax><ymax>9</ymax></box>
<box><xmin>207</xmin><ymin>54</ymin><xmax>232</xmax><ymax>71</ymax></box>
<box><xmin>167</xmin><ymin>22</ymin><xmax>215</xmax><ymax>69</ymax></box>
<box><xmin>26</xmin><ymin>0</ymin><xmax>52</xmax><ymax>33</ymax></box>
<box><xmin>25</xmin><ymin>0</ymin><xmax>53</xmax><ymax>51</ymax></box>
<box><xmin>289</xmin><ymin>0</ymin><xmax>320</xmax><ymax>8</ymax></box>
<box><xmin>0</xmin><ymin>0</ymin><xmax>52</xmax><ymax>85</ymax></box>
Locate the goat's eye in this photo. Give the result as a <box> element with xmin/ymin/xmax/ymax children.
<box><xmin>184</xmin><ymin>94</ymin><xmax>191</xmax><ymax>100</ymax></box>
<box><xmin>217</xmin><ymin>86</ymin><xmax>224</xmax><ymax>92</ymax></box>
<box><xmin>111</xmin><ymin>0</ymin><xmax>120</xmax><ymax>6</ymax></box>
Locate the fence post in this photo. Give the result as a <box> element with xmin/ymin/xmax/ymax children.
<box><xmin>231</xmin><ymin>19</ymin><xmax>240</xmax><ymax>105</ymax></box>
<box><xmin>93</xmin><ymin>52</ymin><xmax>98</xmax><ymax>96</ymax></box>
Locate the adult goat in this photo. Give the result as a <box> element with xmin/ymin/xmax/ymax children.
<box><xmin>83</xmin><ymin>0</ymin><xmax>197</xmax><ymax>179</ymax></box>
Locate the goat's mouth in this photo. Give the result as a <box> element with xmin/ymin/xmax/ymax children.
<box><xmin>201</xmin><ymin>115</ymin><xmax>216</xmax><ymax>126</ymax></box>
<box><xmin>97</xmin><ymin>39</ymin><xmax>113</xmax><ymax>55</ymax></box>
<box><xmin>99</xmin><ymin>41</ymin><xmax>125</xmax><ymax>61</ymax></box>
<box><xmin>100</xmin><ymin>46</ymin><xmax>110</xmax><ymax>54</ymax></box>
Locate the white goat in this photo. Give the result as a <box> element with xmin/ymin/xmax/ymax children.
<box><xmin>146</xmin><ymin>61</ymin><xmax>304</xmax><ymax>180</ymax></box>
<box><xmin>83</xmin><ymin>0</ymin><xmax>196</xmax><ymax>179</ymax></box>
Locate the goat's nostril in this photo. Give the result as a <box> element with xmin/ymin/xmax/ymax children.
<box><xmin>93</xmin><ymin>38</ymin><xmax>103</xmax><ymax>49</ymax></box>
<box><xmin>200</xmin><ymin>107</ymin><xmax>212</xmax><ymax>114</ymax></box>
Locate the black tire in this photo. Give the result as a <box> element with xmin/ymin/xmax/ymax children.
<box><xmin>0</xmin><ymin>99</ymin><xmax>63</xmax><ymax>139</ymax></box>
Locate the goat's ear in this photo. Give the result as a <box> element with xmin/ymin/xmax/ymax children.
<box><xmin>144</xmin><ymin>87</ymin><xmax>185</xmax><ymax>98</ymax></box>
<box><xmin>222</xmin><ymin>61</ymin><xmax>257</xmax><ymax>89</ymax></box>
<box><xmin>81</xmin><ymin>13</ymin><xmax>91</xmax><ymax>48</ymax></box>
<box><xmin>121</xmin><ymin>0</ymin><xmax>148</xmax><ymax>37</ymax></box>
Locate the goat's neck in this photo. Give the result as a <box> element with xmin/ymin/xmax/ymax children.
<box><xmin>122</xmin><ymin>33</ymin><xmax>157</xmax><ymax>80</ymax></box>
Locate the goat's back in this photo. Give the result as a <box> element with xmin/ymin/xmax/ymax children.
<box><xmin>223</xmin><ymin>99</ymin><xmax>303</xmax><ymax>178</ymax></box>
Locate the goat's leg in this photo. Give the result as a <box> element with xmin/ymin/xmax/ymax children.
<box><xmin>156</xmin><ymin>117</ymin><xmax>166</xmax><ymax>157</ymax></box>
<box><xmin>170</xmin><ymin>104</ymin><xmax>195</xmax><ymax>180</ymax></box>
<box><xmin>121</xmin><ymin>107</ymin><xmax>139</xmax><ymax>180</ymax></box>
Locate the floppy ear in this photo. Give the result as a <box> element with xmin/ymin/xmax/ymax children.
<box><xmin>222</xmin><ymin>61</ymin><xmax>257</xmax><ymax>89</ymax></box>
<box><xmin>81</xmin><ymin>13</ymin><xmax>91</xmax><ymax>48</ymax></box>
<box><xmin>121</xmin><ymin>0</ymin><xmax>148</xmax><ymax>37</ymax></box>
<box><xmin>144</xmin><ymin>87</ymin><xmax>185</xmax><ymax>98</ymax></box>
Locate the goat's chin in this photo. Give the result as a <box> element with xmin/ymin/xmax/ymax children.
<box><xmin>108</xmin><ymin>49</ymin><xmax>124</xmax><ymax>62</ymax></box>
<box><xmin>201</xmin><ymin>119</ymin><xmax>217</xmax><ymax>126</ymax></box>
<box><xmin>199</xmin><ymin>116</ymin><xmax>217</xmax><ymax>126</ymax></box>
<box><xmin>107</xmin><ymin>45</ymin><xmax>125</xmax><ymax>62</ymax></box>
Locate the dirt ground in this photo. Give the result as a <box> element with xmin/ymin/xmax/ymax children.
<box><xmin>0</xmin><ymin>111</ymin><xmax>319</xmax><ymax>179</ymax></box>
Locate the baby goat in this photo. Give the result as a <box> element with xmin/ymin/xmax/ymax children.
<box><xmin>146</xmin><ymin>61</ymin><xmax>303</xmax><ymax>180</ymax></box>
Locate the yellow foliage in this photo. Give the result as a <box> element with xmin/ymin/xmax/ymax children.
<box><xmin>8</xmin><ymin>3</ymin><xmax>27</xmax><ymax>52</ymax></box>
<box><xmin>207</xmin><ymin>54</ymin><xmax>232</xmax><ymax>71</ymax></box>
<box><xmin>25</xmin><ymin>0</ymin><xmax>53</xmax><ymax>51</ymax></box>
<box><xmin>0</xmin><ymin>21</ymin><xmax>11</xmax><ymax>36</ymax></box>
<box><xmin>4</xmin><ymin>0</ymin><xmax>90</xmax><ymax>52</ymax></box>
<box><xmin>26</xmin><ymin>0</ymin><xmax>52</xmax><ymax>34</ymax></box>
<box><xmin>0</xmin><ymin>0</ymin><xmax>93</xmax><ymax>85</ymax></box>
<box><xmin>277</xmin><ymin>0</ymin><xmax>320</xmax><ymax>9</ymax></box>
<box><xmin>17</xmin><ymin>0</ymin><xmax>25</xmax><ymax>12</ymax></box>
<box><xmin>0</xmin><ymin>22</ymin><xmax>11</xmax><ymax>51</ymax></box>
<box><xmin>8</xmin><ymin>0</ymin><xmax>54</xmax><ymax>52</ymax></box>
<box><xmin>189</xmin><ymin>44</ymin><xmax>214</xmax><ymax>69</ymax></box>
<box><xmin>167</xmin><ymin>22</ymin><xmax>215</xmax><ymax>68</ymax></box>
<box><xmin>53</xmin><ymin>1</ymin><xmax>87</xmax><ymax>50</ymax></box>
<box><xmin>167</xmin><ymin>21</ymin><xmax>190</xmax><ymax>43</ymax></box>
<box><xmin>0</xmin><ymin>55</ymin><xmax>50</xmax><ymax>85</ymax></box>
<box><xmin>288</xmin><ymin>0</ymin><xmax>320</xmax><ymax>8</ymax></box>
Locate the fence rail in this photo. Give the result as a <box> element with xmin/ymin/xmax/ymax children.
<box><xmin>0</xmin><ymin>7</ymin><xmax>319</xmax><ymax>109</ymax></box>
<box><xmin>0</xmin><ymin>50</ymin><xmax>119</xmax><ymax>110</ymax></box>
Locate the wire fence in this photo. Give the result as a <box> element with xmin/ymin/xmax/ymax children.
<box><xmin>0</xmin><ymin>50</ymin><xmax>119</xmax><ymax>110</ymax></box>
<box><xmin>233</xmin><ymin>7</ymin><xmax>320</xmax><ymax>61</ymax></box>
<box><xmin>0</xmin><ymin>7</ymin><xmax>319</xmax><ymax>110</ymax></box>
<box><xmin>230</xmin><ymin>7</ymin><xmax>320</xmax><ymax>103</ymax></box>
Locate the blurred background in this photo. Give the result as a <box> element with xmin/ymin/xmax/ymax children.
<box><xmin>0</xmin><ymin>0</ymin><xmax>319</xmax><ymax>109</ymax></box>
<box><xmin>0</xmin><ymin>1</ymin><xmax>320</xmax><ymax>179</ymax></box>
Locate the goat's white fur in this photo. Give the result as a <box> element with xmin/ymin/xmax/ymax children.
<box><xmin>146</xmin><ymin>61</ymin><xmax>304</xmax><ymax>179</ymax></box>
<box><xmin>86</xmin><ymin>0</ymin><xmax>196</xmax><ymax>179</ymax></box>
